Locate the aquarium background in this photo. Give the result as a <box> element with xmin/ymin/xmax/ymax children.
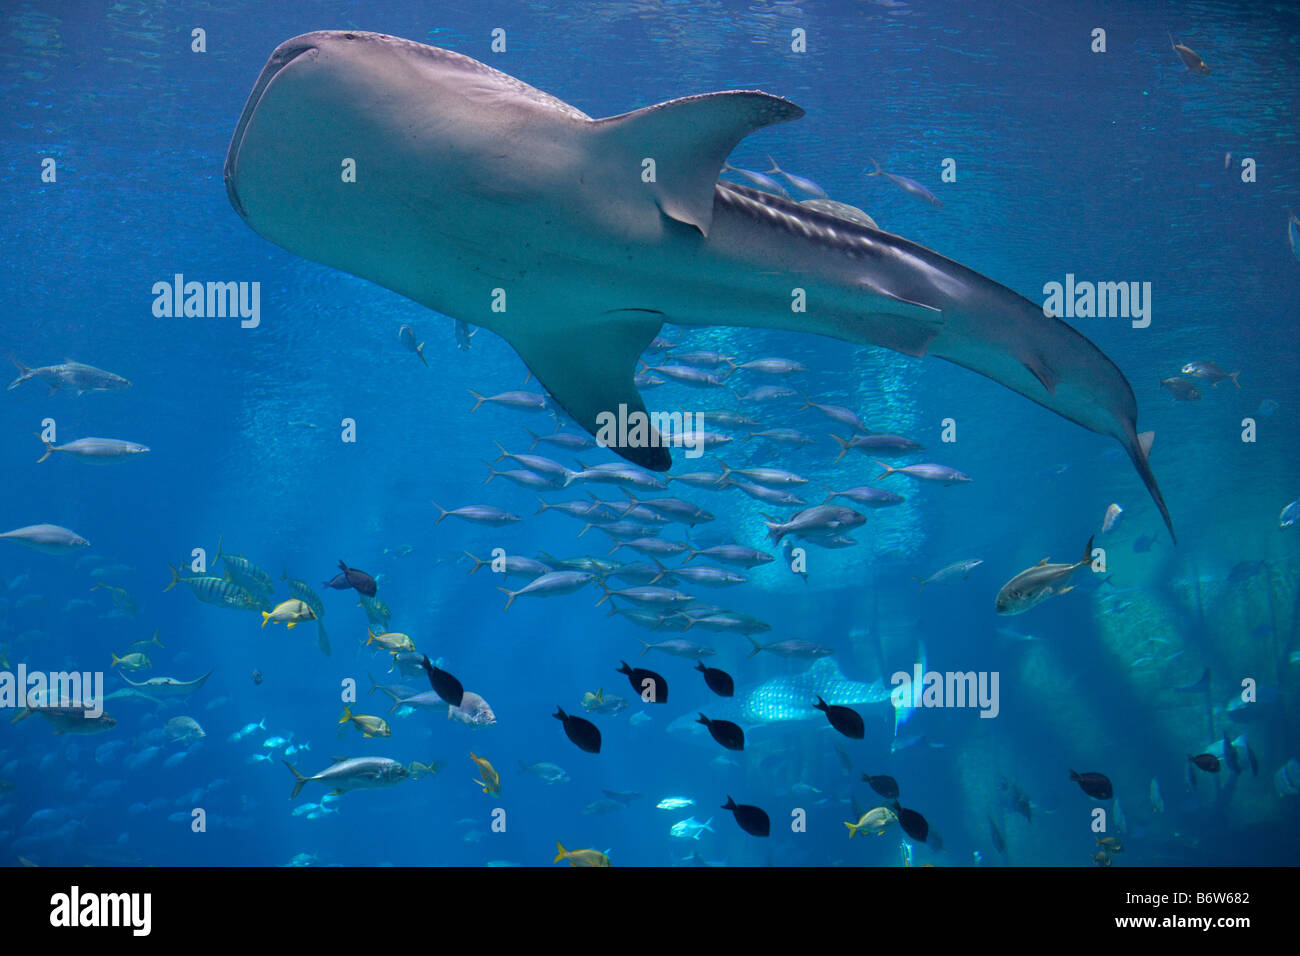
<box><xmin>0</xmin><ymin>0</ymin><xmax>1297</xmax><ymax>866</ymax></box>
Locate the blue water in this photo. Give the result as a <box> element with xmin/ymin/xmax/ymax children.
<box><xmin>1</xmin><ymin>0</ymin><xmax>1297</xmax><ymax>867</ymax></box>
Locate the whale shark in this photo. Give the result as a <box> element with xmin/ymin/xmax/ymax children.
<box><xmin>668</xmin><ymin>657</ymin><xmax>893</xmax><ymax>740</ymax></box>
<box><xmin>225</xmin><ymin>30</ymin><xmax>1174</xmax><ymax>540</ymax></box>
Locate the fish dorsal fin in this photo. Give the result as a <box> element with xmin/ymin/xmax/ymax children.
<box><xmin>506</xmin><ymin>309</ymin><xmax>671</xmax><ymax>472</ymax></box>
<box><xmin>806</xmin><ymin>657</ymin><xmax>845</xmax><ymax>681</ymax></box>
<box><xmin>1036</xmin><ymin>558</ymin><xmax>1050</xmax><ymax>566</ymax></box>
<box><xmin>592</xmin><ymin>91</ymin><xmax>804</xmax><ymax>236</ymax></box>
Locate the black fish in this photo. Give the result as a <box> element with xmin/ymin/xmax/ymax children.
<box><xmin>862</xmin><ymin>774</ymin><xmax>899</xmax><ymax>800</ymax></box>
<box><xmin>694</xmin><ymin>661</ymin><xmax>734</xmax><ymax>697</ymax></box>
<box><xmin>1189</xmin><ymin>753</ymin><xmax>1220</xmax><ymax>773</ymax></box>
<box><xmin>616</xmin><ymin>661</ymin><xmax>668</xmax><ymax>704</ymax></box>
<box><xmin>421</xmin><ymin>656</ymin><xmax>464</xmax><ymax>708</ymax></box>
<box><xmin>251</xmin><ymin>669</ymin><xmax>263</xmax><ymax>686</ymax></box>
<box><xmin>324</xmin><ymin>559</ymin><xmax>377</xmax><ymax>597</ymax></box>
<box><xmin>814</xmin><ymin>696</ymin><xmax>864</xmax><ymax>739</ymax></box>
<box><xmin>722</xmin><ymin>796</ymin><xmax>770</xmax><ymax>837</ymax></box>
<box><xmin>697</xmin><ymin>714</ymin><xmax>745</xmax><ymax>751</ymax></box>
<box><xmin>1227</xmin><ymin>560</ymin><xmax>1266</xmax><ymax>583</ymax></box>
<box><xmin>1247</xmin><ymin>744</ymin><xmax>1258</xmax><ymax>777</ymax></box>
<box><xmin>893</xmin><ymin>801</ymin><xmax>928</xmax><ymax>843</ymax></box>
<box><xmin>1222</xmin><ymin>734</ymin><xmax>1240</xmax><ymax>774</ymax></box>
<box><xmin>554</xmin><ymin>706</ymin><xmax>601</xmax><ymax>753</ymax></box>
<box><xmin>1069</xmin><ymin>770</ymin><xmax>1113</xmax><ymax>800</ymax></box>
<box><xmin>988</xmin><ymin>815</ymin><xmax>1006</xmax><ymax>855</ymax></box>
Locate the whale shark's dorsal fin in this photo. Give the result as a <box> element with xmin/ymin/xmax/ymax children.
<box><xmin>592</xmin><ymin>91</ymin><xmax>804</xmax><ymax>236</ymax></box>
<box><xmin>507</xmin><ymin>308</ymin><xmax>671</xmax><ymax>471</ymax></box>
<box><xmin>805</xmin><ymin>657</ymin><xmax>846</xmax><ymax>681</ymax></box>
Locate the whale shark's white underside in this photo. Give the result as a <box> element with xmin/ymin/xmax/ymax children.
<box><xmin>224</xmin><ymin>30</ymin><xmax>1174</xmax><ymax>540</ymax></box>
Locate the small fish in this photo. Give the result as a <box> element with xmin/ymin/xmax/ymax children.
<box><xmin>873</xmin><ymin>461</ymin><xmax>970</xmax><ymax>485</ymax></box>
<box><xmin>1168</xmin><ymin>33</ymin><xmax>1211</xmax><ymax>75</ymax></box>
<box><xmin>1097</xmin><ymin>836</ymin><xmax>1123</xmax><ymax>853</ymax></box>
<box><xmin>261</xmin><ymin>598</ymin><xmax>316</xmax><ymax>630</ymax></box>
<box><xmin>1258</xmin><ymin>398</ymin><xmax>1279</xmax><ymax>417</ymax></box>
<box><xmin>1160</xmin><ymin>377</ymin><xmax>1201</xmax><ymax>401</ymax></box>
<box><xmin>747</xmin><ymin>638</ymin><xmax>834</xmax><ymax>660</ymax></box>
<box><xmin>892</xmin><ymin>802</ymin><xmax>929</xmax><ymax>843</ymax></box>
<box><xmin>656</xmin><ymin>797</ymin><xmax>695</xmax><ymax>811</ymax></box>
<box><xmin>470</xmin><ymin>752</ymin><xmax>501</xmax><ymax>795</ymax></box>
<box><xmin>721</xmin><ymin>796</ymin><xmax>770</xmax><ymax>837</ymax></box>
<box><xmin>554</xmin><ymin>706</ymin><xmax>601</xmax><ymax>754</ymax></box>
<box><xmin>0</xmin><ymin>524</ymin><xmax>90</xmax><ymax>555</ymax></box>
<box><xmin>1279</xmin><ymin>500</ymin><xmax>1299</xmax><ymax>530</ymax></box>
<box><xmin>8</xmin><ymin>356</ymin><xmax>131</xmax><ymax>394</ymax></box>
<box><xmin>1188</xmin><ymin>753</ymin><xmax>1220</xmax><ymax>773</ymax></box>
<box><xmin>339</xmin><ymin>705</ymin><xmax>391</xmax><ymax>738</ymax></box>
<box><xmin>764</xmin><ymin>156</ymin><xmax>827</xmax><ymax>198</ymax></box>
<box><xmin>616</xmin><ymin>661</ymin><xmax>669</xmax><ymax>704</ymax></box>
<box><xmin>251</xmin><ymin>669</ymin><xmax>263</xmax><ymax>685</ymax></box>
<box><xmin>1092</xmin><ymin>850</ymin><xmax>1112</xmax><ymax>867</ymax></box>
<box><xmin>697</xmin><ymin>714</ymin><xmax>745</xmax><ymax>751</ymax></box>
<box><xmin>37</xmin><ymin>436</ymin><xmax>150</xmax><ymax>464</ymax></box>
<box><xmin>866</xmin><ymin>157</ymin><xmax>943</xmax><ymax>207</ymax></box>
<box><xmin>721</xmin><ymin>161</ymin><xmax>788</xmax><ymax>197</ymax></box>
<box><xmin>863</xmin><ymin>774</ymin><xmax>900</xmax><ymax>800</ymax></box>
<box><xmin>913</xmin><ymin>559</ymin><xmax>983</xmax><ymax>592</ymax></box>
<box><xmin>813</xmin><ymin>697</ymin><xmax>864</xmax><ymax>739</ymax></box>
<box><xmin>669</xmin><ymin>815</ymin><xmax>715</xmax><ymax>840</ymax></box>
<box><xmin>1070</xmin><ymin>769</ymin><xmax>1113</xmax><ymax>800</ymax></box>
<box><xmin>1181</xmin><ymin>360</ymin><xmax>1239</xmax><ymax>388</ymax></box>
<box><xmin>845</xmin><ymin>807</ymin><xmax>897</xmax><ymax>838</ymax></box>
<box><xmin>995</xmin><ymin>536</ymin><xmax>1095</xmax><ymax>616</ymax></box>
<box><xmin>323</xmin><ymin>560</ymin><xmax>377</xmax><ymax>597</ymax></box>
<box><xmin>553</xmin><ymin>842</ymin><xmax>610</xmax><ymax>867</ymax></box>
<box><xmin>398</xmin><ymin>324</ymin><xmax>427</xmax><ymax>365</ymax></box>
<box><xmin>694</xmin><ymin>661</ymin><xmax>734</xmax><ymax>697</ymax></box>
<box><xmin>467</xmin><ymin>388</ymin><xmax>548</xmax><ymax>413</ymax></box>
<box><xmin>421</xmin><ymin>657</ymin><xmax>464</xmax><ymax>708</ymax></box>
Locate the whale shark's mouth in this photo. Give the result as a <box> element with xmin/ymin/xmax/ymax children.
<box><xmin>224</xmin><ymin>39</ymin><xmax>320</xmax><ymax>218</ymax></box>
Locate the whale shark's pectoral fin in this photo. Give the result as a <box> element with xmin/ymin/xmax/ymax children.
<box><xmin>593</xmin><ymin>91</ymin><xmax>804</xmax><ymax>236</ymax></box>
<box><xmin>507</xmin><ymin>308</ymin><xmax>670</xmax><ymax>471</ymax></box>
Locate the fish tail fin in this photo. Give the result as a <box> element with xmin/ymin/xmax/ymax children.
<box><xmin>467</xmin><ymin>388</ymin><xmax>486</xmax><ymax>412</ymax></box>
<box><xmin>339</xmin><ymin>705</ymin><xmax>352</xmax><ymax>725</ymax></box>
<box><xmin>496</xmin><ymin>586</ymin><xmax>516</xmax><ymax>611</ymax></box>
<box><xmin>164</xmin><ymin>563</ymin><xmax>180</xmax><ymax>592</ymax></box>
<box><xmin>1081</xmin><ymin>535</ymin><xmax>1095</xmax><ymax>566</ymax></box>
<box><xmin>830</xmin><ymin>433</ymin><xmax>851</xmax><ymax>463</ymax></box>
<box><xmin>554</xmin><ymin>842</ymin><xmax>568</xmax><ymax>864</ymax></box>
<box><xmin>493</xmin><ymin>440</ymin><xmax>508</xmax><ymax>463</ymax></box>
<box><xmin>1229</xmin><ymin>371</ymin><xmax>1241</xmax><ymax>388</ymax></box>
<box><xmin>747</xmin><ymin>637</ymin><xmax>763</xmax><ymax>658</ymax></box>
<box><xmin>481</xmin><ymin>461</ymin><xmax>497</xmax><ymax>484</ymax></box>
<box><xmin>866</xmin><ymin>156</ymin><xmax>883</xmax><ymax>176</ymax></box>
<box><xmin>6</xmin><ymin>355</ymin><xmax>31</xmax><ymax>390</ymax></box>
<box><xmin>431</xmin><ymin>501</ymin><xmax>448</xmax><ymax>524</ymax></box>
<box><xmin>110</xmin><ymin>653</ymin><xmax>120</xmax><ymax>667</ymax></box>
<box><xmin>260</xmin><ymin>611</ymin><xmax>270</xmax><ymax>628</ymax></box>
<box><xmin>638</xmin><ymin>640</ymin><xmax>651</xmax><ymax>657</ymax></box>
<box><xmin>283</xmin><ymin>760</ymin><xmax>308</xmax><ymax>800</ymax></box>
<box><xmin>416</xmin><ymin>342</ymin><xmax>427</xmax><ymax>366</ymax></box>
<box><xmin>36</xmin><ymin>436</ymin><xmax>53</xmax><ymax>463</ymax></box>
<box><xmin>913</xmin><ymin>577</ymin><xmax>926</xmax><ymax>593</ymax></box>
<box><xmin>871</xmin><ymin>459</ymin><xmax>895</xmax><ymax>480</ymax></box>
<box><xmin>464</xmin><ymin>551</ymin><xmax>484</xmax><ymax>574</ymax></box>
<box><xmin>845</xmin><ymin>822</ymin><xmax>858</xmax><ymax>838</ymax></box>
<box><xmin>10</xmin><ymin>707</ymin><xmax>32</xmax><ymax>724</ymax></box>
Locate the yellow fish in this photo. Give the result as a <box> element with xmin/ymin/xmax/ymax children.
<box><xmin>844</xmin><ymin>807</ymin><xmax>897</xmax><ymax>838</ymax></box>
<box><xmin>261</xmin><ymin>598</ymin><xmax>316</xmax><ymax>629</ymax></box>
<box><xmin>409</xmin><ymin>759</ymin><xmax>443</xmax><ymax>780</ymax></box>
<box><xmin>366</xmin><ymin>628</ymin><xmax>415</xmax><ymax>652</ymax></box>
<box><xmin>470</xmin><ymin>752</ymin><xmax>501</xmax><ymax>795</ymax></box>
<box><xmin>554</xmin><ymin>842</ymin><xmax>610</xmax><ymax>867</ymax></box>
<box><xmin>339</xmin><ymin>705</ymin><xmax>390</xmax><ymax>738</ymax></box>
<box><xmin>110</xmin><ymin>652</ymin><xmax>151</xmax><ymax>671</ymax></box>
